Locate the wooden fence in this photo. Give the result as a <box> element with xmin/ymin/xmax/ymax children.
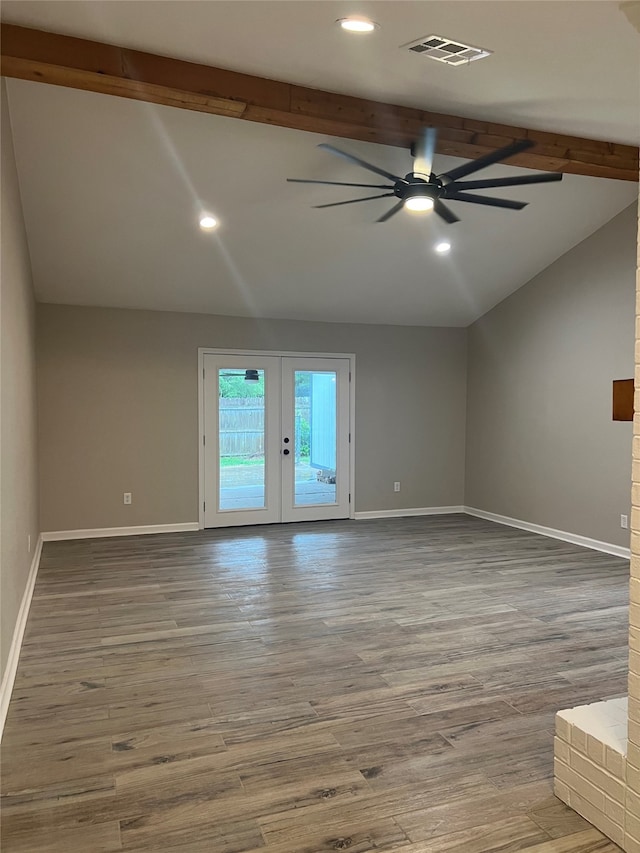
<box><xmin>219</xmin><ymin>397</ymin><xmax>309</xmax><ymax>458</ymax></box>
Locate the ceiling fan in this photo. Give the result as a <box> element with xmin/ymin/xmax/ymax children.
<box><xmin>287</xmin><ymin>130</ymin><xmax>563</xmax><ymax>224</ymax></box>
<box><xmin>220</xmin><ymin>370</ymin><xmax>260</xmax><ymax>383</ymax></box>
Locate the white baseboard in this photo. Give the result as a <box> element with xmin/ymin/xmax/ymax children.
<box><xmin>355</xmin><ymin>506</ymin><xmax>465</xmax><ymax>520</ymax></box>
<box><xmin>0</xmin><ymin>534</ymin><xmax>43</xmax><ymax>741</ymax></box>
<box><xmin>355</xmin><ymin>505</ymin><xmax>629</xmax><ymax>559</ymax></box>
<box><xmin>41</xmin><ymin>522</ymin><xmax>200</xmax><ymax>542</ymax></box>
<box><xmin>464</xmin><ymin>507</ymin><xmax>630</xmax><ymax>560</ymax></box>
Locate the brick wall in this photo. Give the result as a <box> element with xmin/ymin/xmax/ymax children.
<box><xmin>554</xmin><ymin>700</ymin><xmax>627</xmax><ymax>846</ymax></box>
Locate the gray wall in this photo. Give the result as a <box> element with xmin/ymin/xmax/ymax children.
<box><xmin>1</xmin><ymin>81</ymin><xmax>39</xmax><ymax>679</ymax></box>
<box><xmin>466</xmin><ymin>203</ymin><xmax>637</xmax><ymax>548</ymax></box>
<box><xmin>31</xmin><ymin>194</ymin><xmax>638</xmax><ymax>545</ymax></box>
<box><xmin>37</xmin><ymin>305</ymin><xmax>467</xmax><ymax>531</ymax></box>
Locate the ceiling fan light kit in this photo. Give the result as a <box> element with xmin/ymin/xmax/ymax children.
<box><xmin>404</xmin><ymin>192</ymin><xmax>435</xmax><ymax>212</ymax></box>
<box><xmin>288</xmin><ymin>128</ymin><xmax>563</xmax><ymax>224</ymax></box>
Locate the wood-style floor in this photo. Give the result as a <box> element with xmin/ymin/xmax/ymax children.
<box><xmin>1</xmin><ymin>514</ymin><xmax>630</xmax><ymax>853</ymax></box>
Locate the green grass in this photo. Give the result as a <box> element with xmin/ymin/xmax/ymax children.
<box><xmin>220</xmin><ymin>456</ymin><xmax>310</xmax><ymax>467</ymax></box>
<box><xmin>219</xmin><ymin>456</ymin><xmax>264</xmax><ymax>467</ymax></box>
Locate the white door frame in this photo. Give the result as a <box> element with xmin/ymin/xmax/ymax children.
<box><xmin>198</xmin><ymin>348</ymin><xmax>356</xmax><ymax>530</ymax></box>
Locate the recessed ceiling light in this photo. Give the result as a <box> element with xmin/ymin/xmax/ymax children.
<box><xmin>405</xmin><ymin>197</ymin><xmax>434</xmax><ymax>213</ymax></box>
<box><xmin>199</xmin><ymin>214</ymin><xmax>218</xmax><ymax>230</ymax></box>
<box><xmin>337</xmin><ymin>16</ymin><xmax>378</xmax><ymax>33</ymax></box>
<box><xmin>435</xmin><ymin>241</ymin><xmax>451</xmax><ymax>253</ymax></box>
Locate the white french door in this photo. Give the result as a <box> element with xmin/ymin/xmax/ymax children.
<box><xmin>202</xmin><ymin>352</ymin><xmax>351</xmax><ymax>528</ymax></box>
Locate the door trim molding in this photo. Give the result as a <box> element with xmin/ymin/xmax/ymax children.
<box><xmin>198</xmin><ymin>348</ymin><xmax>356</xmax><ymax>529</ymax></box>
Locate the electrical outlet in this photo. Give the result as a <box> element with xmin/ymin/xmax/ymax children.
<box><xmin>123</xmin><ymin>492</ymin><xmax>132</xmax><ymax>505</ymax></box>
<box><xmin>394</xmin><ymin>482</ymin><xmax>401</xmax><ymax>492</ymax></box>
<box><xmin>621</xmin><ymin>514</ymin><xmax>628</xmax><ymax>529</ymax></box>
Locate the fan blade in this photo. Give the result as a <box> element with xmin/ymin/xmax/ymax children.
<box><xmin>413</xmin><ymin>127</ymin><xmax>437</xmax><ymax>179</ymax></box>
<box><xmin>447</xmin><ymin>192</ymin><xmax>527</xmax><ymax>210</ymax></box>
<box><xmin>318</xmin><ymin>143</ymin><xmax>404</xmax><ymax>183</ymax></box>
<box><xmin>314</xmin><ymin>193</ymin><xmax>395</xmax><ymax>209</ymax></box>
<box><xmin>376</xmin><ymin>201</ymin><xmax>405</xmax><ymax>223</ymax></box>
<box><xmin>434</xmin><ymin>199</ymin><xmax>460</xmax><ymax>224</ymax></box>
<box><xmin>287</xmin><ymin>178</ymin><xmax>395</xmax><ymax>189</ymax></box>
<box><xmin>439</xmin><ymin>138</ymin><xmax>535</xmax><ymax>183</ymax></box>
<box><xmin>449</xmin><ymin>172</ymin><xmax>562</xmax><ymax>192</ymax></box>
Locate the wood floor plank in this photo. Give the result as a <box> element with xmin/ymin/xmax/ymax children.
<box><xmin>492</xmin><ymin>829</ymin><xmax>624</xmax><ymax>851</ymax></box>
<box><xmin>387</xmin><ymin>814</ymin><xmax>551</xmax><ymax>852</ymax></box>
<box><xmin>527</xmin><ymin>801</ymin><xmax>593</xmax><ymax>839</ymax></box>
<box><xmin>120</xmin><ymin>815</ymin><xmax>264</xmax><ymax>852</ymax></box>
<box><xmin>1</xmin><ymin>516</ymin><xmax>629</xmax><ymax>853</ymax></box>
<box><xmin>395</xmin><ymin>791</ymin><xmax>553</xmax><ymax>843</ymax></box>
<box><xmin>0</xmin><ymin>821</ymin><xmax>122</xmax><ymax>853</ymax></box>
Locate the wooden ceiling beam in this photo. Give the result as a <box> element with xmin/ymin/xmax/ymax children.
<box><xmin>2</xmin><ymin>23</ymin><xmax>638</xmax><ymax>182</ymax></box>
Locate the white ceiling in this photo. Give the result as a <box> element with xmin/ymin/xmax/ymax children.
<box><xmin>2</xmin><ymin>0</ymin><xmax>639</xmax><ymax>144</ymax></box>
<box><xmin>5</xmin><ymin>78</ymin><xmax>636</xmax><ymax>326</ymax></box>
<box><xmin>2</xmin><ymin>1</ymin><xmax>639</xmax><ymax>327</ymax></box>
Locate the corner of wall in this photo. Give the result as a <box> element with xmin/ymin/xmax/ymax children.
<box><xmin>1</xmin><ymin>77</ymin><xmax>41</xmax><ymax>694</ymax></box>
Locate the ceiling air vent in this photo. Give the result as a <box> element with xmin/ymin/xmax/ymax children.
<box><xmin>405</xmin><ymin>34</ymin><xmax>492</xmax><ymax>66</ymax></box>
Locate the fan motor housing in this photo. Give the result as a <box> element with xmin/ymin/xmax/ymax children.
<box><xmin>394</xmin><ymin>175</ymin><xmax>442</xmax><ymax>201</ymax></box>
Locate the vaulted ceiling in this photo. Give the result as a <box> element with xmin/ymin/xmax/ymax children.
<box><xmin>1</xmin><ymin>1</ymin><xmax>638</xmax><ymax>326</ymax></box>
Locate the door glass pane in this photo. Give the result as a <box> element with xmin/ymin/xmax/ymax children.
<box><xmin>218</xmin><ymin>369</ymin><xmax>266</xmax><ymax>511</ymax></box>
<box><xmin>294</xmin><ymin>370</ymin><xmax>337</xmax><ymax>506</ymax></box>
